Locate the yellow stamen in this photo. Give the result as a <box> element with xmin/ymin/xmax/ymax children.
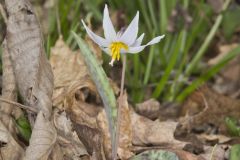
<box><xmin>110</xmin><ymin>42</ymin><xmax>128</xmax><ymax>61</ymax></box>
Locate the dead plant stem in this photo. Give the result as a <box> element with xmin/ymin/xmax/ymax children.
<box><xmin>0</xmin><ymin>97</ymin><xmax>38</xmax><ymax>113</ymax></box>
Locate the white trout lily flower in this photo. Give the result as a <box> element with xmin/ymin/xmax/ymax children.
<box><xmin>82</xmin><ymin>4</ymin><xmax>165</xmax><ymax>66</ymax></box>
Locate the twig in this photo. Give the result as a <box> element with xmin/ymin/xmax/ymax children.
<box><xmin>0</xmin><ymin>97</ymin><xmax>38</xmax><ymax>113</ymax></box>
<box><xmin>113</xmin><ymin>54</ymin><xmax>127</xmax><ymax>160</ymax></box>
<box><xmin>210</xmin><ymin>144</ymin><xmax>218</xmax><ymax>160</ymax></box>
<box><xmin>0</xmin><ymin>3</ymin><xmax>7</xmax><ymax>23</ymax></box>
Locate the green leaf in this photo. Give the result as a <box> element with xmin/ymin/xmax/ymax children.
<box><xmin>222</xmin><ymin>8</ymin><xmax>240</xmax><ymax>40</ymax></box>
<box><xmin>225</xmin><ymin>117</ymin><xmax>240</xmax><ymax>137</ymax></box>
<box><xmin>16</xmin><ymin>116</ymin><xmax>32</xmax><ymax>142</ymax></box>
<box><xmin>177</xmin><ymin>45</ymin><xmax>240</xmax><ymax>101</ymax></box>
<box><xmin>153</xmin><ymin>31</ymin><xmax>184</xmax><ymax>98</ymax></box>
<box><xmin>185</xmin><ymin>0</ymin><xmax>231</xmax><ymax>76</ymax></box>
<box><xmin>71</xmin><ymin>31</ymin><xmax>117</xmax><ymax>155</ymax></box>
<box><xmin>130</xmin><ymin>150</ymin><xmax>179</xmax><ymax>160</ymax></box>
<box><xmin>230</xmin><ymin>144</ymin><xmax>240</xmax><ymax>160</ymax></box>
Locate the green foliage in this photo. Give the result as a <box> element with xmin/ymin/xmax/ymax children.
<box><xmin>49</xmin><ymin>0</ymin><xmax>240</xmax><ymax>103</ymax></box>
<box><xmin>222</xmin><ymin>6</ymin><xmax>240</xmax><ymax>40</ymax></box>
<box><xmin>72</xmin><ymin>32</ymin><xmax>117</xmax><ymax>155</ymax></box>
<box><xmin>230</xmin><ymin>144</ymin><xmax>240</xmax><ymax>160</ymax></box>
<box><xmin>225</xmin><ymin>117</ymin><xmax>240</xmax><ymax>137</ymax></box>
<box><xmin>16</xmin><ymin>115</ymin><xmax>32</xmax><ymax>142</ymax></box>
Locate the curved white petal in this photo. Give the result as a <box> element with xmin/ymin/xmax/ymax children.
<box><xmin>128</xmin><ymin>35</ymin><xmax>165</xmax><ymax>54</ymax></box>
<box><xmin>82</xmin><ymin>20</ymin><xmax>109</xmax><ymax>47</ymax></box>
<box><xmin>103</xmin><ymin>4</ymin><xmax>117</xmax><ymax>41</ymax></box>
<box><xmin>119</xmin><ymin>11</ymin><xmax>139</xmax><ymax>45</ymax></box>
<box><xmin>131</xmin><ymin>33</ymin><xmax>145</xmax><ymax>47</ymax></box>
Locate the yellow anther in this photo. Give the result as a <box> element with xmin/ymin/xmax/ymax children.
<box><xmin>110</xmin><ymin>42</ymin><xmax>128</xmax><ymax>61</ymax></box>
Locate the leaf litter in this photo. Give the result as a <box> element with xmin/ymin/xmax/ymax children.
<box><xmin>0</xmin><ymin>0</ymin><xmax>240</xmax><ymax>159</ymax></box>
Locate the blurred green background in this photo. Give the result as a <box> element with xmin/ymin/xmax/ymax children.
<box><xmin>2</xmin><ymin>0</ymin><xmax>240</xmax><ymax>104</ymax></box>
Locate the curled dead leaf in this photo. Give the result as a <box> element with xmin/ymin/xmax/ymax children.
<box><xmin>135</xmin><ymin>99</ymin><xmax>161</xmax><ymax>120</ymax></box>
<box><xmin>50</xmin><ymin>37</ymin><xmax>99</xmax><ymax>109</ymax></box>
<box><xmin>180</xmin><ymin>86</ymin><xmax>240</xmax><ymax>134</ymax></box>
<box><xmin>0</xmin><ymin>40</ymin><xmax>22</xmax><ymax>136</ymax></box>
<box><xmin>0</xmin><ymin>119</ymin><xmax>24</xmax><ymax>160</ymax></box>
<box><xmin>67</xmin><ymin>96</ymin><xmax>105</xmax><ymax>159</ymax></box>
<box><xmin>5</xmin><ymin>0</ymin><xmax>54</xmax><ymax>118</ymax></box>
<box><xmin>25</xmin><ymin>111</ymin><xmax>57</xmax><ymax>160</ymax></box>
<box><xmin>53</xmin><ymin>109</ymin><xmax>88</xmax><ymax>158</ymax></box>
<box><xmin>0</xmin><ymin>40</ymin><xmax>17</xmax><ymax>115</ymax></box>
<box><xmin>200</xmin><ymin>145</ymin><xmax>230</xmax><ymax>160</ymax></box>
<box><xmin>131</xmin><ymin>110</ymin><xmax>185</xmax><ymax>148</ymax></box>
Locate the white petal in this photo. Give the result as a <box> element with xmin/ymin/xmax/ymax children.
<box><xmin>103</xmin><ymin>4</ymin><xmax>117</xmax><ymax>41</ymax></box>
<box><xmin>119</xmin><ymin>11</ymin><xmax>139</xmax><ymax>45</ymax></box>
<box><xmin>128</xmin><ymin>35</ymin><xmax>165</xmax><ymax>54</ymax></box>
<box><xmin>82</xmin><ymin>20</ymin><xmax>109</xmax><ymax>47</ymax></box>
<box><xmin>131</xmin><ymin>33</ymin><xmax>145</xmax><ymax>47</ymax></box>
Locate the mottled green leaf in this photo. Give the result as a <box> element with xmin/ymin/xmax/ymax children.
<box><xmin>130</xmin><ymin>150</ymin><xmax>179</xmax><ymax>160</ymax></box>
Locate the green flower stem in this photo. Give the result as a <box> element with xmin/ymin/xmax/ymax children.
<box><xmin>113</xmin><ymin>54</ymin><xmax>126</xmax><ymax>160</ymax></box>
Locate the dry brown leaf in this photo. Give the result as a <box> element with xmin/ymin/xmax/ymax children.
<box><xmin>53</xmin><ymin>109</ymin><xmax>88</xmax><ymax>158</ymax></box>
<box><xmin>131</xmin><ymin>110</ymin><xmax>186</xmax><ymax>148</ymax></box>
<box><xmin>73</xmin><ymin>123</ymin><xmax>105</xmax><ymax>160</ymax></box>
<box><xmin>96</xmin><ymin>110</ymin><xmax>112</xmax><ymax>159</ymax></box>
<box><xmin>180</xmin><ymin>86</ymin><xmax>240</xmax><ymax>134</ymax></box>
<box><xmin>50</xmin><ymin>37</ymin><xmax>99</xmax><ymax>109</ymax></box>
<box><xmin>200</xmin><ymin>145</ymin><xmax>230</xmax><ymax>160</ymax></box>
<box><xmin>0</xmin><ymin>40</ymin><xmax>22</xmax><ymax>136</ymax></box>
<box><xmin>208</xmin><ymin>43</ymin><xmax>240</xmax><ymax>97</ymax></box>
<box><xmin>0</xmin><ymin>40</ymin><xmax>17</xmax><ymax>115</ymax></box>
<box><xmin>25</xmin><ymin>111</ymin><xmax>57</xmax><ymax>160</ymax></box>
<box><xmin>117</xmin><ymin>93</ymin><xmax>133</xmax><ymax>159</ymax></box>
<box><xmin>49</xmin><ymin>143</ymin><xmax>64</xmax><ymax>160</ymax></box>
<box><xmin>97</xmin><ymin>92</ymin><xmax>133</xmax><ymax>160</ymax></box>
<box><xmin>5</xmin><ymin>0</ymin><xmax>54</xmax><ymax>118</ymax></box>
<box><xmin>135</xmin><ymin>99</ymin><xmax>161</xmax><ymax>120</ymax></box>
<box><xmin>208</xmin><ymin>43</ymin><xmax>238</xmax><ymax>66</ymax></box>
<box><xmin>198</xmin><ymin>134</ymin><xmax>231</xmax><ymax>144</ymax></box>
<box><xmin>0</xmin><ymin>119</ymin><xmax>24</xmax><ymax>160</ymax></box>
<box><xmin>67</xmin><ymin>98</ymin><xmax>105</xmax><ymax>160</ymax></box>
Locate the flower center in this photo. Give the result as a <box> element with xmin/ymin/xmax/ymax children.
<box><xmin>110</xmin><ymin>42</ymin><xmax>128</xmax><ymax>61</ymax></box>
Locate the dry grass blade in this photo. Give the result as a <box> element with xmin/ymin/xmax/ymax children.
<box><xmin>25</xmin><ymin>111</ymin><xmax>57</xmax><ymax>160</ymax></box>
<box><xmin>5</xmin><ymin>0</ymin><xmax>54</xmax><ymax>118</ymax></box>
